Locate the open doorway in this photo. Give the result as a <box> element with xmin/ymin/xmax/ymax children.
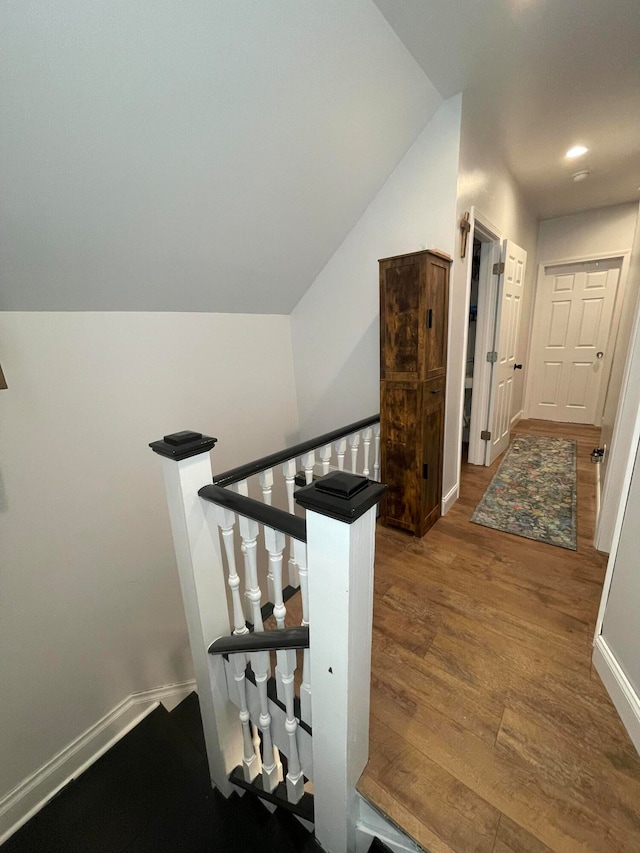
<box><xmin>461</xmin><ymin>238</ymin><xmax>481</xmax><ymax>460</ymax></box>
<box><xmin>462</xmin><ymin>211</ymin><xmax>502</xmax><ymax>467</ymax></box>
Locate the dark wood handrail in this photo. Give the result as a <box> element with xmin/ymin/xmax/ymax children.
<box><xmin>212</xmin><ymin>413</ymin><xmax>379</xmax><ymax>487</ymax></box>
<box><xmin>208</xmin><ymin>626</ymin><xmax>309</xmax><ymax>656</ymax></box>
<box><xmin>198</xmin><ymin>484</ymin><xmax>307</xmax><ymax>542</ymax></box>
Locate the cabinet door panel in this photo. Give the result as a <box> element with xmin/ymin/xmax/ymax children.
<box><xmin>380</xmin><ymin>260</ymin><xmax>424</xmax><ymax>381</ymax></box>
<box><xmin>420</xmin><ymin>380</ymin><xmax>445</xmax><ymax>535</ymax></box>
<box><xmin>424</xmin><ymin>258</ymin><xmax>449</xmax><ymax>380</ymax></box>
<box><xmin>380</xmin><ymin>382</ymin><xmax>421</xmax><ymax>532</ymax></box>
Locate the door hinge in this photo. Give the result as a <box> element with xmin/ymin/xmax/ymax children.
<box><xmin>493</xmin><ymin>261</ymin><xmax>505</xmax><ymax>275</ymax></box>
<box><xmin>486</xmin><ymin>351</ymin><xmax>498</xmax><ymax>363</ymax></box>
<box><xmin>481</xmin><ymin>430</ymin><xmax>492</xmax><ymax>441</ymax></box>
<box><xmin>422</xmin><ymin>463</ymin><xmax>429</xmax><ymax>479</ymax></box>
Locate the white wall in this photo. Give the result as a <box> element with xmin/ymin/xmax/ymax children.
<box><xmin>600</xmin><ymin>446</ymin><xmax>640</xmax><ymax>700</ymax></box>
<box><xmin>0</xmin><ymin>312</ymin><xmax>298</xmax><ymax>802</ymax></box>
<box><xmin>0</xmin><ymin>0</ymin><xmax>440</xmax><ymax>314</ymax></box>
<box><xmin>594</xmin><ymin>421</ymin><xmax>640</xmax><ymax>754</ymax></box>
<box><xmin>592</xmin><ymin>214</ymin><xmax>640</xmax><ymax>751</ymax></box>
<box><xmin>445</xmin><ymin>90</ymin><xmax>538</xmax><ymax>501</ymax></box>
<box><xmin>535</xmin><ymin>204</ymin><xmax>638</xmax><ymax>264</ymax></box>
<box><xmin>596</xmin><ymin>204</ymin><xmax>640</xmax><ymax>552</ymax></box>
<box><xmin>291</xmin><ymin>95</ymin><xmax>462</xmax><ymax>439</ymax></box>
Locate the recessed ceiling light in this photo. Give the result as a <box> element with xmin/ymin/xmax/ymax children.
<box><xmin>572</xmin><ymin>170</ymin><xmax>591</xmax><ymax>182</ymax></box>
<box><xmin>566</xmin><ymin>145</ymin><xmax>588</xmax><ymax>159</ymax></box>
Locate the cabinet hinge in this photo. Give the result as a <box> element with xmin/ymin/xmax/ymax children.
<box><xmin>481</xmin><ymin>430</ymin><xmax>492</xmax><ymax>441</ymax></box>
<box><xmin>422</xmin><ymin>463</ymin><xmax>429</xmax><ymax>480</ymax></box>
<box><xmin>486</xmin><ymin>351</ymin><xmax>498</xmax><ymax>363</ymax></box>
<box><xmin>493</xmin><ymin>261</ymin><xmax>505</xmax><ymax>276</ymax></box>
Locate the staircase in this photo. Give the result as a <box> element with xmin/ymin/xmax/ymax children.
<box><xmin>148</xmin><ymin>417</ymin><xmax>385</xmax><ymax>852</ymax></box>
<box><xmin>1</xmin><ymin>693</ymin><xmax>391</xmax><ymax>853</ymax></box>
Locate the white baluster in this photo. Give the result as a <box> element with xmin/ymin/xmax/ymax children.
<box><xmin>259</xmin><ymin>469</ymin><xmax>276</xmax><ymax>601</ymax></box>
<box><xmin>232</xmin><ymin>652</ymin><xmax>260</xmax><ymax>781</ymax></box>
<box><xmin>283</xmin><ymin>459</ymin><xmax>299</xmax><ymax>588</ymax></box>
<box><xmin>349</xmin><ymin>432</ymin><xmax>360</xmax><ymax>473</ymax></box>
<box><xmin>294</xmin><ymin>538</ymin><xmax>311</xmax><ymax>725</ymax></box>
<box><xmin>264</xmin><ymin>527</ymin><xmax>286</xmax><ymax>629</ymax></box>
<box><xmin>216</xmin><ymin>506</ymin><xmax>248</xmax><ymax>637</ymax></box>
<box><xmin>217</xmin><ymin>505</ymin><xmax>261</xmax><ymax>780</ymax></box>
<box><xmin>237</xmin><ymin>487</ymin><xmax>263</xmax><ymax>631</ymax></box>
<box><xmin>335</xmin><ymin>437</ymin><xmax>347</xmax><ymax>471</ymax></box>
<box><xmin>373</xmin><ymin>423</ymin><xmax>381</xmax><ymax>481</ymax></box>
<box><xmin>362</xmin><ymin>427</ymin><xmax>372</xmax><ymax>478</ymax></box>
<box><xmin>320</xmin><ymin>443</ymin><xmax>332</xmax><ymax>476</ymax></box>
<box><xmin>265</xmin><ymin>525</ymin><xmax>287</xmax><ymax>702</ymax></box>
<box><xmin>276</xmin><ymin>645</ymin><xmax>304</xmax><ymax>804</ymax></box>
<box><xmin>253</xmin><ymin>649</ymin><xmax>282</xmax><ymax>792</ymax></box>
<box><xmin>301</xmin><ymin>449</ymin><xmax>316</xmax><ymax>485</ymax></box>
<box><xmin>231</xmin><ymin>480</ymin><xmax>253</xmax><ymax>622</ymax></box>
<box><xmin>258</xmin><ymin>468</ymin><xmax>274</xmax><ymax>506</ymax></box>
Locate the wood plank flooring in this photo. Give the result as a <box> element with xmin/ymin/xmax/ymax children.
<box><xmin>359</xmin><ymin>420</ymin><xmax>640</xmax><ymax>853</ymax></box>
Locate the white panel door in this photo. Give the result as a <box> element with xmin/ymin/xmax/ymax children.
<box><xmin>486</xmin><ymin>240</ymin><xmax>527</xmax><ymax>465</ymax></box>
<box><xmin>528</xmin><ymin>259</ymin><xmax>621</xmax><ymax>424</ymax></box>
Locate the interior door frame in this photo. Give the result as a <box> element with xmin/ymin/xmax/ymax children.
<box><xmin>465</xmin><ymin>208</ymin><xmax>503</xmax><ymax>466</ymax></box>
<box><xmin>523</xmin><ymin>250</ymin><xmax>630</xmax><ymax>423</ymax></box>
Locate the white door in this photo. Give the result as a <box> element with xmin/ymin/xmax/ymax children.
<box><xmin>528</xmin><ymin>259</ymin><xmax>621</xmax><ymax>424</ymax></box>
<box><xmin>486</xmin><ymin>240</ymin><xmax>527</xmax><ymax>464</ymax></box>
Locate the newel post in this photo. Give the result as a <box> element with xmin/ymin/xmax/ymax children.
<box><xmin>149</xmin><ymin>431</ymin><xmax>243</xmax><ymax>797</ymax></box>
<box><xmin>295</xmin><ymin>472</ymin><xmax>386</xmax><ymax>853</ymax></box>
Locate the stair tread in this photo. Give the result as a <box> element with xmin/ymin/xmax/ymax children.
<box><xmin>262</xmin><ymin>811</ymin><xmax>308</xmax><ymax>853</ymax></box>
<box><xmin>271</xmin><ymin>806</ymin><xmax>312</xmax><ymax>849</ymax></box>
<box><xmin>169</xmin><ymin>690</ymin><xmax>208</xmax><ymax>758</ymax></box>
<box><xmin>229</xmin><ymin>765</ymin><xmax>314</xmax><ymax>823</ymax></box>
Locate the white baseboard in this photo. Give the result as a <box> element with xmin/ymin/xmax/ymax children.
<box><xmin>441</xmin><ymin>483</ymin><xmax>459</xmax><ymax>516</ymax></box>
<box><xmin>0</xmin><ymin>679</ymin><xmax>196</xmax><ymax>845</ymax></box>
<box><xmin>510</xmin><ymin>409</ymin><xmax>523</xmax><ymax>427</ymax></box>
<box><xmin>593</xmin><ymin>636</ymin><xmax>640</xmax><ymax>755</ymax></box>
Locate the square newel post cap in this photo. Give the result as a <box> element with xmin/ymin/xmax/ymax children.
<box><xmin>295</xmin><ymin>471</ymin><xmax>386</xmax><ymax>524</ymax></box>
<box><xmin>149</xmin><ymin>430</ymin><xmax>217</xmax><ymax>461</ymax></box>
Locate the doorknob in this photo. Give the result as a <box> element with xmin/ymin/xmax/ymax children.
<box><xmin>596</xmin><ymin>351</ymin><xmax>604</xmax><ymax>359</ymax></box>
<box><xmin>513</xmin><ymin>363</ymin><xmax>523</xmax><ymax>370</ymax></box>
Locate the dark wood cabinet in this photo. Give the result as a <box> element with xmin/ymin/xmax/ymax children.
<box><xmin>379</xmin><ymin>250</ymin><xmax>450</xmax><ymax>536</ymax></box>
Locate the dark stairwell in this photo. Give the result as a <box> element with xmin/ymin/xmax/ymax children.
<box><xmin>1</xmin><ymin>693</ymin><xmax>392</xmax><ymax>853</ymax></box>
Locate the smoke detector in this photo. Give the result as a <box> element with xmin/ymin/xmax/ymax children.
<box><xmin>572</xmin><ymin>170</ymin><xmax>591</xmax><ymax>182</ymax></box>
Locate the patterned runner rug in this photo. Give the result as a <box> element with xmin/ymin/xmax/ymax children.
<box><xmin>470</xmin><ymin>433</ymin><xmax>577</xmax><ymax>550</ymax></box>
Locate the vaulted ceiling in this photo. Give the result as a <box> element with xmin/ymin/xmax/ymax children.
<box><xmin>4</xmin><ymin>2</ymin><xmax>636</xmax><ymax>315</ymax></box>
<box><xmin>0</xmin><ymin>1</ymin><xmax>441</xmax><ymax>312</ymax></box>
<box><xmin>373</xmin><ymin>0</ymin><xmax>640</xmax><ymax>219</ymax></box>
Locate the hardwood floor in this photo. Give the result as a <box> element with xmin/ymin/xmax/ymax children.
<box><xmin>359</xmin><ymin>420</ymin><xmax>640</xmax><ymax>853</ymax></box>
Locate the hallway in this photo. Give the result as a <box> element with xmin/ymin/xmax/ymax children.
<box><xmin>360</xmin><ymin>421</ymin><xmax>640</xmax><ymax>852</ymax></box>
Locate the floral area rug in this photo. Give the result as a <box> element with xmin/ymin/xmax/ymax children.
<box><xmin>470</xmin><ymin>434</ymin><xmax>577</xmax><ymax>550</ymax></box>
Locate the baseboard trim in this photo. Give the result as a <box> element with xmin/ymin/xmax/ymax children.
<box><xmin>441</xmin><ymin>483</ymin><xmax>459</xmax><ymax>516</ymax></box>
<box><xmin>510</xmin><ymin>409</ymin><xmax>523</xmax><ymax>427</ymax></box>
<box><xmin>0</xmin><ymin>679</ymin><xmax>196</xmax><ymax>845</ymax></box>
<box><xmin>593</xmin><ymin>636</ymin><xmax>640</xmax><ymax>754</ymax></box>
<box><xmin>594</xmin><ymin>457</ymin><xmax>602</xmax><ymax>530</ymax></box>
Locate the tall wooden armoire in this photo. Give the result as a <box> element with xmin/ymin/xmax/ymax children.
<box><xmin>379</xmin><ymin>249</ymin><xmax>451</xmax><ymax>536</ymax></box>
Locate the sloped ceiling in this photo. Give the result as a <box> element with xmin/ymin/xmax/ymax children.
<box><xmin>0</xmin><ymin>1</ymin><xmax>441</xmax><ymax>312</ymax></box>
<box><xmin>373</xmin><ymin>0</ymin><xmax>640</xmax><ymax>219</ymax></box>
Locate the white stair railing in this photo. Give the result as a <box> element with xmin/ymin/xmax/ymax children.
<box><xmin>150</xmin><ymin>415</ymin><xmax>384</xmax><ymax>853</ymax></box>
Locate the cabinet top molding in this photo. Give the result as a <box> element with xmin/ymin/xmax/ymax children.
<box><xmin>378</xmin><ymin>248</ymin><xmax>452</xmax><ymax>264</ymax></box>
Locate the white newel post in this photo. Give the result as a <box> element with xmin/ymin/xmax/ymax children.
<box><xmin>295</xmin><ymin>472</ymin><xmax>386</xmax><ymax>853</ymax></box>
<box><xmin>150</xmin><ymin>431</ymin><xmax>243</xmax><ymax>797</ymax></box>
